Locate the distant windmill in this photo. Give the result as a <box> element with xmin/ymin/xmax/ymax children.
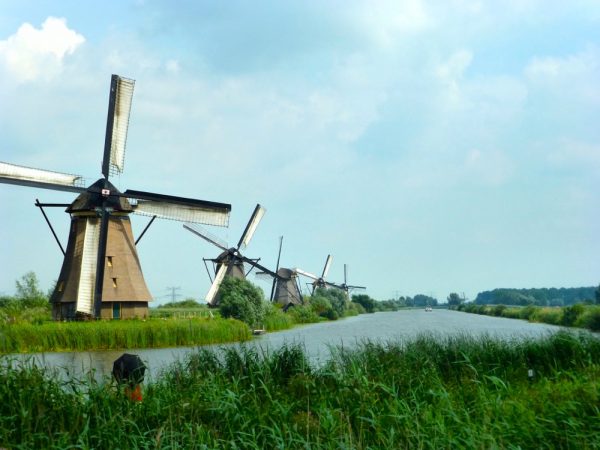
<box><xmin>339</xmin><ymin>264</ymin><xmax>366</xmax><ymax>301</ymax></box>
<box><xmin>184</xmin><ymin>204</ymin><xmax>266</xmax><ymax>306</ymax></box>
<box><xmin>0</xmin><ymin>74</ymin><xmax>231</xmax><ymax>320</ymax></box>
<box><xmin>255</xmin><ymin>236</ymin><xmax>304</xmax><ymax>310</ymax></box>
<box><xmin>295</xmin><ymin>255</ymin><xmax>337</xmax><ymax>294</ymax></box>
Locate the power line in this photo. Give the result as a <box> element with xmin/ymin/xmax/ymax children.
<box><xmin>165</xmin><ymin>286</ymin><xmax>181</xmax><ymax>303</ymax></box>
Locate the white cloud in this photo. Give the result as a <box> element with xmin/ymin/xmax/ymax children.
<box><xmin>348</xmin><ymin>0</ymin><xmax>433</xmax><ymax>47</ymax></box>
<box><xmin>525</xmin><ymin>47</ymin><xmax>600</xmax><ymax>102</ymax></box>
<box><xmin>0</xmin><ymin>17</ymin><xmax>85</xmax><ymax>82</ymax></box>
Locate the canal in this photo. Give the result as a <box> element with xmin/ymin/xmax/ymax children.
<box><xmin>8</xmin><ymin>309</ymin><xmax>568</xmax><ymax>381</ymax></box>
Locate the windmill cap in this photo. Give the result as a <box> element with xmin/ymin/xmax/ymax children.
<box><xmin>68</xmin><ymin>178</ymin><xmax>133</xmax><ymax>213</ymax></box>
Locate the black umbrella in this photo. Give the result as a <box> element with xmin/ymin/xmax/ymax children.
<box><xmin>112</xmin><ymin>353</ymin><xmax>146</xmax><ymax>385</ymax></box>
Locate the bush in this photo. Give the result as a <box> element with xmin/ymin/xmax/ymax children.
<box><xmin>531</xmin><ymin>307</ymin><xmax>563</xmax><ymax>325</ymax></box>
<box><xmin>288</xmin><ymin>305</ymin><xmax>320</xmax><ymax>324</ymax></box>
<box><xmin>218</xmin><ymin>277</ymin><xmax>266</xmax><ymax>328</ymax></box>
<box><xmin>574</xmin><ymin>306</ymin><xmax>600</xmax><ymax>331</ymax></box>
<box><xmin>562</xmin><ymin>304</ymin><xmax>585</xmax><ymax>327</ymax></box>
<box><xmin>309</xmin><ymin>296</ymin><xmax>333</xmax><ymax>318</ymax></box>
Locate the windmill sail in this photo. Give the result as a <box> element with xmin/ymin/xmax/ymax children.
<box><xmin>237</xmin><ymin>204</ymin><xmax>265</xmax><ymax>250</ymax></box>
<box><xmin>126</xmin><ymin>190</ymin><xmax>230</xmax><ymax>226</ymax></box>
<box><xmin>76</xmin><ymin>220</ymin><xmax>100</xmax><ymax>315</ymax></box>
<box><xmin>0</xmin><ymin>162</ymin><xmax>86</xmax><ymax>193</ymax></box>
<box><xmin>206</xmin><ymin>263</ymin><xmax>228</xmax><ymax>306</ymax></box>
<box><xmin>103</xmin><ymin>75</ymin><xmax>135</xmax><ymax>178</ymax></box>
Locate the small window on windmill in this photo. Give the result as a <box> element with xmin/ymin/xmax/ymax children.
<box><xmin>57</xmin><ymin>281</ymin><xmax>64</xmax><ymax>292</ymax></box>
<box><xmin>107</xmin><ymin>256</ymin><xmax>113</xmax><ymax>267</ymax></box>
<box><xmin>112</xmin><ymin>278</ymin><xmax>118</xmax><ymax>288</ymax></box>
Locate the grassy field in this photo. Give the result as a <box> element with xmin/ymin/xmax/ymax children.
<box><xmin>0</xmin><ymin>331</ymin><xmax>598</xmax><ymax>448</ymax></box>
<box><xmin>0</xmin><ymin>317</ymin><xmax>251</xmax><ymax>353</ymax></box>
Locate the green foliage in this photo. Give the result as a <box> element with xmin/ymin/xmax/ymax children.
<box><xmin>0</xmin><ymin>317</ymin><xmax>251</xmax><ymax>353</ymax></box>
<box><xmin>595</xmin><ymin>284</ymin><xmax>600</xmax><ymax>305</ymax></box>
<box><xmin>15</xmin><ymin>271</ymin><xmax>48</xmax><ymax>308</ymax></box>
<box><xmin>314</xmin><ymin>287</ymin><xmax>347</xmax><ymax>317</ymax></box>
<box><xmin>1</xmin><ymin>333</ymin><xmax>599</xmax><ymax>448</ymax></box>
<box><xmin>476</xmin><ymin>286</ymin><xmax>597</xmax><ymax>306</ymax></box>
<box><xmin>218</xmin><ymin>277</ymin><xmax>266</xmax><ymax>327</ymax></box>
<box><xmin>561</xmin><ymin>303</ymin><xmax>585</xmax><ymax>327</ymax></box>
<box><xmin>263</xmin><ymin>303</ymin><xmax>294</xmax><ymax>331</ymax></box>
<box><xmin>157</xmin><ymin>298</ymin><xmax>203</xmax><ymax>309</ymax></box>
<box><xmin>287</xmin><ymin>304</ymin><xmax>321</xmax><ymax>323</ymax></box>
<box><xmin>352</xmin><ymin>294</ymin><xmax>376</xmax><ymax>313</ymax></box>
<box><xmin>447</xmin><ymin>292</ymin><xmax>463</xmax><ymax>306</ymax></box>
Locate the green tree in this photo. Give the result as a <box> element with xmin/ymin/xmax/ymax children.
<box><xmin>314</xmin><ymin>287</ymin><xmax>347</xmax><ymax>318</ymax></box>
<box><xmin>595</xmin><ymin>284</ymin><xmax>600</xmax><ymax>305</ymax></box>
<box><xmin>352</xmin><ymin>294</ymin><xmax>376</xmax><ymax>313</ymax></box>
<box><xmin>15</xmin><ymin>272</ymin><xmax>48</xmax><ymax>308</ymax></box>
<box><xmin>447</xmin><ymin>292</ymin><xmax>463</xmax><ymax>307</ymax></box>
<box><xmin>218</xmin><ymin>277</ymin><xmax>266</xmax><ymax>327</ymax></box>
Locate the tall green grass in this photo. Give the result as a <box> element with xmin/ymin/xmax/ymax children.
<box><xmin>458</xmin><ymin>302</ymin><xmax>600</xmax><ymax>331</ymax></box>
<box><xmin>0</xmin><ymin>317</ymin><xmax>251</xmax><ymax>353</ymax></box>
<box><xmin>1</xmin><ymin>332</ymin><xmax>598</xmax><ymax>448</ymax></box>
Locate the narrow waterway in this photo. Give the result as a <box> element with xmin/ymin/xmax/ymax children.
<box><xmin>7</xmin><ymin>310</ymin><xmax>569</xmax><ymax>382</ymax></box>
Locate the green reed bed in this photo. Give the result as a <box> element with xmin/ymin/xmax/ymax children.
<box><xmin>0</xmin><ymin>317</ymin><xmax>251</xmax><ymax>353</ymax></box>
<box><xmin>459</xmin><ymin>303</ymin><xmax>600</xmax><ymax>332</ymax></box>
<box><xmin>1</xmin><ymin>331</ymin><xmax>599</xmax><ymax>448</ymax></box>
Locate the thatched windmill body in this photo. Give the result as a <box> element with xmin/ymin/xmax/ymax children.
<box><xmin>0</xmin><ymin>75</ymin><xmax>231</xmax><ymax>320</ymax></box>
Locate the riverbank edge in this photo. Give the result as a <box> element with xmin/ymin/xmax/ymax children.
<box><xmin>454</xmin><ymin>303</ymin><xmax>600</xmax><ymax>332</ymax></box>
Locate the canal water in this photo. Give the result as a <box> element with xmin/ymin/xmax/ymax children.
<box><xmin>7</xmin><ymin>310</ymin><xmax>568</xmax><ymax>382</ymax></box>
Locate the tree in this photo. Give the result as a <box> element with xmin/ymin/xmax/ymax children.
<box><xmin>447</xmin><ymin>292</ymin><xmax>463</xmax><ymax>307</ymax></box>
<box><xmin>15</xmin><ymin>272</ymin><xmax>48</xmax><ymax>308</ymax></box>
<box><xmin>596</xmin><ymin>284</ymin><xmax>600</xmax><ymax>305</ymax></box>
<box><xmin>352</xmin><ymin>294</ymin><xmax>376</xmax><ymax>313</ymax></box>
<box><xmin>218</xmin><ymin>277</ymin><xmax>266</xmax><ymax>327</ymax></box>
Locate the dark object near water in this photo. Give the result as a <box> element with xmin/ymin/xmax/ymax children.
<box><xmin>112</xmin><ymin>353</ymin><xmax>146</xmax><ymax>385</ymax></box>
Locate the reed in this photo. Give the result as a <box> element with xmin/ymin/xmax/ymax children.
<box><xmin>0</xmin><ymin>332</ymin><xmax>598</xmax><ymax>448</ymax></box>
<box><xmin>0</xmin><ymin>317</ymin><xmax>251</xmax><ymax>353</ymax></box>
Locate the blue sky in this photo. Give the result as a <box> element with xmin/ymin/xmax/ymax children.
<box><xmin>0</xmin><ymin>0</ymin><xmax>598</xmax><ymax>304</ymax></box>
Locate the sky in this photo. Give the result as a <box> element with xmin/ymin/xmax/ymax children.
<box><xmin>0</xmin><ymin>0</ymin><xmax>598</xmax><ymax>304</ymax></box>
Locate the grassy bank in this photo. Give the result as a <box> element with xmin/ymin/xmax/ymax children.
<box><xmin>0</xmin><ymin>317</ymin><xmax>251</xmax><ymax>353</ymax></box>
<box><xmin>457</xmin><ymin>303</ymin><xmax>600</xmax><ymax>331</ymax></box>
<box><xmin>1</xmin><ymin>332</ymin><xmax>599</xmax><ymax>448</ymax></box>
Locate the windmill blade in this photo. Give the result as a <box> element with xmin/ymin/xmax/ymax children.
<box><xmin>295</xmin><ymin>268</ymin><xmax>320</xmax><ymax>281</ymax></box>
<box><xmin>0</xmin><ymin>161</ymin><xmax>86</xmax><ymax>193</ymax></box>
<box><xmin>321</xmin><ymin>254</ymin><xmax>333</xmax><ymax>279</ymax></box>
<box><xmin>255</xmin><ymin>272</ymin><xmax>274</xmax><ymax>282</ymax></box>
<box><xmin>102</xmin><ymin>75</ymin><xmax>135</xmax><ymax>178</ymax></box>
<box><xmin>347</xmin><ymin>285</ymin><xmax>367</xmax><ymax>290</ymax></box>
<box><xmin>184</xmin><ymin>223</ymin><xmax>229</xmax><ymax>252</ymax></box>
<box><xmin>270</xmin><ymin>236</ymin><xmax>283</xmax><ymax>302</ymax></box>
<box><xmin>344</xmin><ymin>264</ymin><xmax>348</xmax><ymax>285</ymax></box>
<box><xmin>206</xmin><ymin>263</ymin><xmax>228</xmax><ymax>306</ymax></box>
<box><xmin>237</xmin><ymin>204</ymin><xmax>266</xmax><ymax>250</ymax></box>
<box><xmin>125</xmin><ymin>189</ymin><xmax>231</xmax><ymax>226</ymax></box>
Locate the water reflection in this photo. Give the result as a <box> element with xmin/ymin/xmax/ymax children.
<box><xmin>4</xmin><ymin>310</ymin><xmax>571</xmax><ymax>382</ymax></box>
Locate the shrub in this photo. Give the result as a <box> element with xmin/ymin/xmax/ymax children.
<box><xmin>218</xmin><ymin>277</ymin><xmax>266</xmax><ymax>327</ymax></box>
<box><xmin>574</xmin><ymin>306</ymin><xmax>600</xmax><ymax>331</ymax></box>
<box><xmin>288</xmin><ymin>305</ymin><xmax>320</xmax><ymax>324</ymax></box>
<box><xmin>562</xmin><ymin>303</ymin><xmax>585</xmax><ymax>327</ymax></box>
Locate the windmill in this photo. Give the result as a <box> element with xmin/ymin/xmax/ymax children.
<box><xmin>295</xmin><ymin>255</ymin><xmax>338</xmax><ymax>295</ymax></box>
<box><xmin>0</xmin><ymin>74</ymin><xmax>231</xmax><ymax>320</ymax></box>
<box><xmin>255</xmin><ymin>236</ymin><xmax>304</xmax><ymax>310</ymax></box>
<box><xmin>184</xmin><ymin>204</ymin><xmax>266</xmax><ymax>306</ymax></box>
<box><xmin>339</xmin><ymin>264</ymin><xmax>366</xmax><ymax>301</ymax></box>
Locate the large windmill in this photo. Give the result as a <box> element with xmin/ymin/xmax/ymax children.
<box><xmin>0</xmin><ymin>74</ymin><xmax>231</xmax><ymax>320</ymax></box>
<box><xmin>184</xmin><ymin>204</ymin><xmax>265</xmax><ymax>306</ymax></box>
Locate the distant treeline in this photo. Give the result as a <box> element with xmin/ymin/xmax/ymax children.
<box><xmin>475</xmin><ymin>287</ymin><xmax>596</xmax><ymax>306</ymax></box>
